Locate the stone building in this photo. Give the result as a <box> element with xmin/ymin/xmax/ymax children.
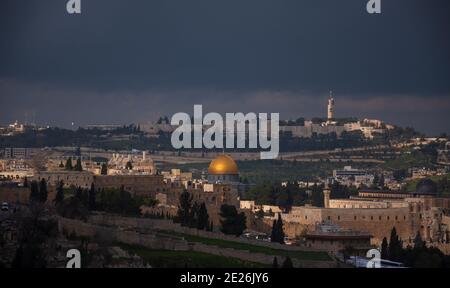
<box><xmin>304</xmin><ymin>222</ymin><xmax>373</xmax><ymax>254</ymax></box>
<box><xmin>206</xmin><ymin>154</ymin><xmax>240</xmax><ymax>183</ymax></box>
<box><xmin>242</xmin><ymin>181</ymin><xmax>450</xmax><ymax>251</ymax></box>
<box><xmin>152</xmin><ymin>154</ymin><xmax>242</xmax><ymax>226</ymax></box>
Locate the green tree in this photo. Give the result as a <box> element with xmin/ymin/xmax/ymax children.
<box><xmin>75</xmin><ymin>187</ymin><xmax>83</xmax><ymax>202</ymax></box>
<box><xmin>101</xmin><ymin>163</ymin><xmax>108</xmax><ymax>175</ymax></box>
<box><xmin>65</xmin><ymin>157</ymin><xmax>73</xmax><ymax>170</ymax></box>
<box><xmin>197</xmin><ymin>202</ymin><xmax>209</xmax><ymax>230</ymax></box>
<box><xmin>88</xmin><ymin>183</ymin><xmax>96</xmax><ymax>211</ymax></box>
<box><xmin>38</xmin><ymin>178</ymin><xmax>48</xmax><ymax>203</ymax></box>
<box><xmin>270</xmin><ymin>213</ymin><xmax>285</xmax><ymax>244</ymax></box>
<box><xmin>413</xmin><ymin>231</ymin><xmax>424</xmax><ymax>249</ymax></box>
<box><xmin>388</xmin><ymin>227</ymin><xmax>403</xmax><ymax>262</ymax></box>
<box><xmin>256</xmin><ymin>209</ymin><xmax>264</xmax><ymax>219</ymax></box>
<box><xmin>95</xmin><ymin>187</ymin><xmax>142</xmax><ymax>216</ymax></box>
<box><xmin>126</xmin><ymin>161</ymin><xmax>133</xmax><ymax>170</ymax></box>
<box><xmin>219</xmin><ymin>204</ymin><xmax>246</xmax><ymax>237</ymax></box>
<box><xmin>75</xmin><ymin>158</ymin><xmax>83</xmax><ymax>171</ymax></box>
<box><xmin>54</xmin><ymin>181</ymin><xmax>64</xmax><ymax>206</ymax></box>
<box><xmin>189</xmin><ymin>202</ymin><xmax>200</xmax><ymax>228</ymax></box>
<box><xmin>29</xmin><ymin>181</ymin><xmax>40</xmax><ymax>203</ymax></box>
<box><xmin>12</xmin><ymin>206</ymin><xmax>58</xmax><ymax>268</ymax></box>
<box><xmin>281</xmin><ymin>256</ymin><xmax>293</xmax><ymax>268</ymax></box>
<box><xmin>272</xmin><ymin>257</ymin><xmax>279</xmax><ymax>268</ymax></box>
<box><xmin>381</xmin><ymin>237</ymin><xmax>388</xmax><ymax>259</ymax></box>
<box><xmin>176</xmin><ymin>190</ymin><xmax>193</xmax><ymax>227</ymax></box>
<box><xmin>311</xmin><ymin>184</ymin><xmax>324</xmax><ymax>207</ymax></box>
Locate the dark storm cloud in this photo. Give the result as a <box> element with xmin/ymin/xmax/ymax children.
<box><xmin>0</xmin><ymin>0</ymin><xmax>449</xmax><ymax>134</ymax></box>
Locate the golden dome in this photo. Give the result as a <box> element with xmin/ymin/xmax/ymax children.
<box><xmin>208</xmin><ymin>154</ymin><xmax>239</xmax><ymax>175</ymax></box>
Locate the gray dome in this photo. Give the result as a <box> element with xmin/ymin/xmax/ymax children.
<box><xmin>415</xmin><ymin>178</ymin><xmax>438</xmax><ymax>195</ymax></box>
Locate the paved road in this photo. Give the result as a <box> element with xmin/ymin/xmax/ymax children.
<box><xmin>50</xmin><ymin>145</ymin><xmax>391</xmax><ymax>164</ymax></box>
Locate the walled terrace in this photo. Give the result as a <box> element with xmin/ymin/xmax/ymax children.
<box><xmin>58</xmin><ymin>213</ymin><xmax>337</xmax><ymax>268</ymax></box>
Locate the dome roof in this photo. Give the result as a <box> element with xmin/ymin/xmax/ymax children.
<box><xmin>208</xmin><ymin>154</ymin><xmax>239</xmax><ymax>175</ymax></box>
<box><xmin>415</xmin><ymin>178</ymin><xmax>438</xmax><ymax>195</ymax></box>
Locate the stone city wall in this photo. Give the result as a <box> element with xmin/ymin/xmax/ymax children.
<box><xmin>0</xmin><ymin>186</ymin><xmax>56</xmax><ymax>204</ymax></box>
<box><xmin>58</xmin><ymin>215</ymin><xmax>336</xmax><ymax>267</ymax></box>
<box><xmin>88</xmin><ymin>214</ymin><xmax>328</xmax><ymax>253</ymax></box>
<box><xmin>58</xmin><ymin>217</ymin><xmax>189</xmax><ymax>251</ymax></box>
<box><xmin>94</xmin><ymin>174</ymin><xmax>165</xmax><ymax>197</ymax></box>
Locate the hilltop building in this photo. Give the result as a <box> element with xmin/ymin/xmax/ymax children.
<box><xmin>330</xmin><ymin>166</ymin><xmax>374</xmax><ymax>188</ymax></box>
<box><xmin>327</xmin><ymin>91</ymin><xmax>335</xmax><ymax>120</ymax></box>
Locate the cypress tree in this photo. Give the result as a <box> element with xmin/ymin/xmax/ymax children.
<box><xmin>388</xmin><ymin>227</ymin><xmax>402</xmax><ymax>262</ymax></box>
<box><xmin>189</xmin><ymin>202</ymin><xmax>200</xmax><ymax>228</ymax></box>
<box><xmin>75</xmin><ymin>186</ymin><xmax>83</xmax><ymax>202</ymax></box>
<box><xmin>271</xmin><ymin>213</ymin><xmax>285</xmax><ymax>244</ymax></box>
<box><xmin>197</xmin><ymin>202</ymin><xmax>209</xmax><ymax>230</ymax></box>
<box><xmin>413</xmin><ymin>231</ymin><xmax>424</xmax><ymax>249</ymax></box>
<box><xmin>38</xmin><ymin>178</ymin><xmax>48</xmax><ymax>203</ymax></box>
<box><xmin>29</xmin><ymin>181</ymin><xmax>39</xmax><ymax>202</ymax></box>
<box><xmin>75</xmin><ymin>158</ymin><xmax>83</xmax><ymax>171</ymax></box>
<box><xmin>88</xmin><ymin>183</ymin><xmax>96</xmax><ymax>211</ymax></box>
<box><xmin>101</xmin><ymin>163</ymin><xmax>108</xmax><ymax>175</ymax></box>
<box><xmin>381</xmin><ymin>237</ymin><xmax>388</xmax><ymax>259</ymax></box>
<box><xmin>176</xmin><ymin>190</ymin><xmax>193</xmax><ymax>226</ymax></box>
<box><xmin>281</xmin><ymin>257</ymin><xmax>293</xmax><ymax>268</ymax></box>
<box><xmin>270</xmin><ymin>219</ymin><xmax>277</xmax><ymax>241</ymax></box>
<box><xmin>272</xmin><ymin>257</ymin><xmax>279</xmax><ymax>268</ymax></box>
<box><xmin>54</xmin><ymin>181</ymin><xmax>64</xmax><ymax>206</ymax></box>
<box><xmin>65</xmin><ymin>157</ymin><xmax>73</xmax><ymax>170</ymax></box>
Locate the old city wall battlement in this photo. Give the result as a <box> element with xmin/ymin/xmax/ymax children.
<box><xmin>88</xmin><ymin>214</ymin><xmax>328</xmax><ymax>253</ymax></box>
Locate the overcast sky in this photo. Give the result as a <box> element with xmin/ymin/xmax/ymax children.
<box><xmin>1</xmin><ymin>0</ymin><xmax>449</xmax><ymax>135</ymax></box>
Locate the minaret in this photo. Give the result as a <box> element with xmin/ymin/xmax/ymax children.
<box><xmin>327</xmin><ymin>91</ymin><xmax>334</xmax><ymax>120</ymax></box>
<box><xmin>323</xmin><ymin>185</ymin><xmax>331</xmax><ymax>208</ymax></box>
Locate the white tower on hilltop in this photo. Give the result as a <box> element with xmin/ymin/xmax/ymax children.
<box><xmin>327</xmin><ymin>91</ymin><xmax>335</xmax><ymax>120</ymax></box>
